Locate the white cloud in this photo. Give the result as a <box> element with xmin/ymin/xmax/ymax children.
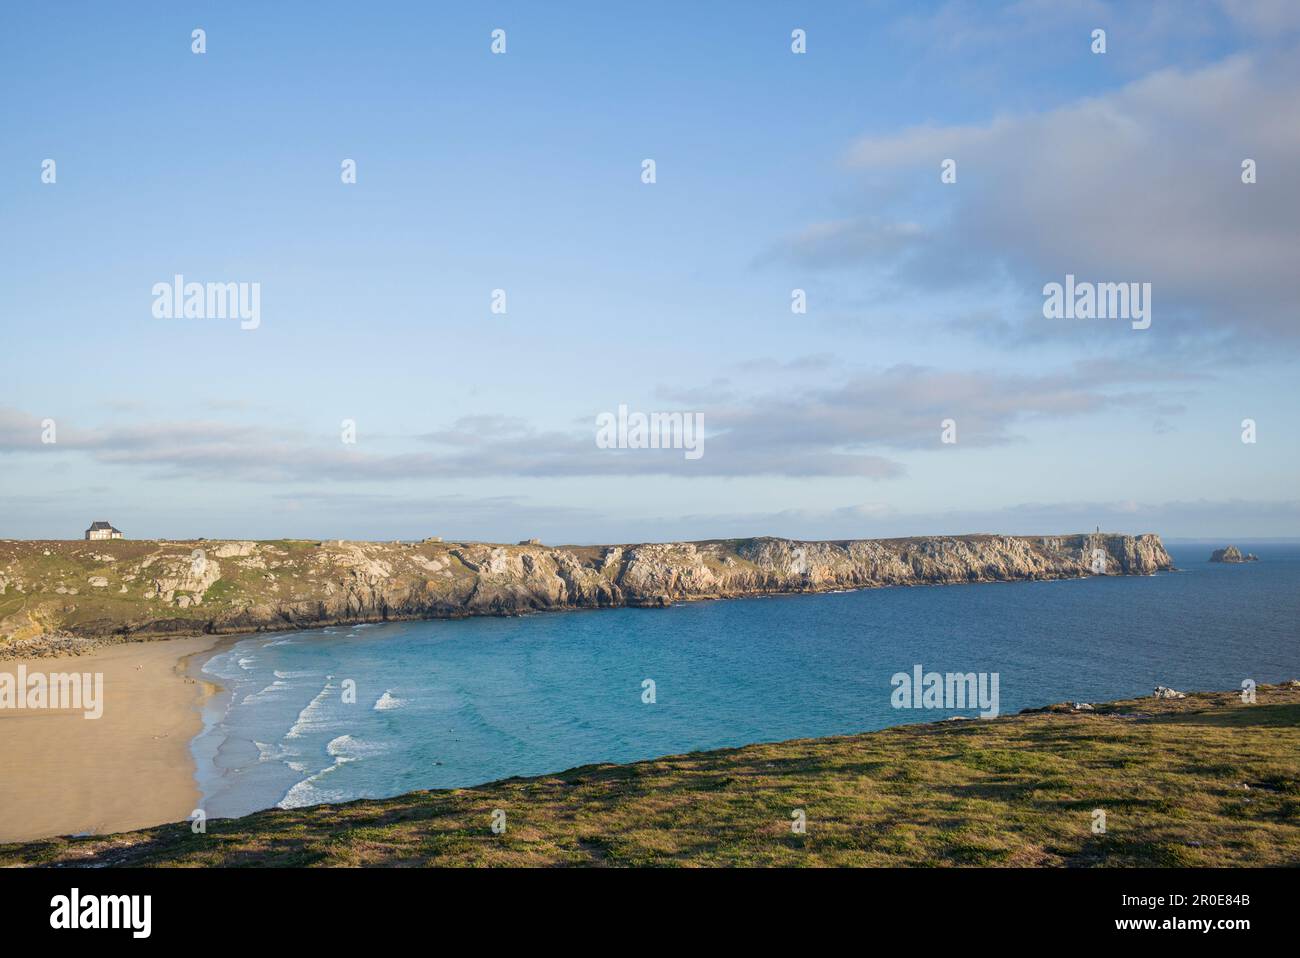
<box><xmin>808</xmin><ymin>47</ymin><xmax>1300</xmax><ymax>347</ymax></box>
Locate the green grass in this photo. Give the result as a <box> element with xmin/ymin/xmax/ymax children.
<box><xmin>201</xmin><ymin>578</ymin><xmax>240</xmax><ymax>604</ymax></box>
<box><xmin>4</xmin><ymin>684</ymin><xmax>1296</xmax><ymax>868</ymax></box>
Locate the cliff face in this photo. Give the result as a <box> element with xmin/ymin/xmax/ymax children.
<box><xmin>0</xmin><ymin>532</ymin><xmax>1174</xmax><ymax>656</ymax></box>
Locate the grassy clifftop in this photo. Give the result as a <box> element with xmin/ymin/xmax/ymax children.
<box><xmin>0</xmin><ymin>532</ymin><xmax>1174</xmax><ymax>657</ymax></box>
<box><xmin>6</xmin><ymin>683</ymin><xmax>1295</xmax><ymax>867</ymax></box>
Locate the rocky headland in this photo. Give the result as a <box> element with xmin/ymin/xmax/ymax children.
<box><xmin>0</xmin><ymin>532</ymin><xmax>1175</xmax><ymax>658</ymax></box>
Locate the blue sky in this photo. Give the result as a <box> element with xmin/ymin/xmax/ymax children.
<box><xmin>2</xmin><ymin>0</ymin><xmax>1298</xmax><ymax>542</ymax></box>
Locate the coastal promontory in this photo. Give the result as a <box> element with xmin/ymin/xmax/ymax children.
<box><xmin>0</xmin><ymin>532</ymin><xmax>1175</xmax><ymax>657</ymax></box>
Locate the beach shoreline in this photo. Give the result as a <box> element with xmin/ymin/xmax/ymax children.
<box><xmin>4</xmin><ymin>610</ymin><xmax>1295</xmax><ymax>854</ymax></box>
<box><xmin>5</xmin><ymin>681</ymin><xmax>1296</xmax><ymax>868</ymax></box>
<box><xmin>0</xmin><ymin>634</ymin><xmax>225</xmax><ymax>844</ymax></box>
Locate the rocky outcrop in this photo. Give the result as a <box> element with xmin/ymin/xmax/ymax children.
<box><xmin>0</xmin><ymin>532</ymin><xmax>1175</xmax><ymax>656</ymax></box>
<box><xmin>1210</xmin><ymin>545</ymin><xmax>1258</xmax><ymax>563</ymax></box>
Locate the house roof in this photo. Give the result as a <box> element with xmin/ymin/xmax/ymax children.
<box><xmin>87</xmin><ymin>521</ymin><xmax>120</xmax><ymax>531</ymax></box>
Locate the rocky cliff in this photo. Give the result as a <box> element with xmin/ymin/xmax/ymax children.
<box><xmin>0</xmin><ymin>532</ymin><xmax>1174</xmax><ymax>657</ymax></box>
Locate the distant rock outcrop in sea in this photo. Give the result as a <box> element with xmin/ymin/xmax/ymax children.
<box><xmin>1209</xmin><ymin>545</ymin><xmax>1258</xmax><ymax>563</ymax></box>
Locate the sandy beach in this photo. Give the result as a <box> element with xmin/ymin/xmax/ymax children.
<box><xmin>0</xmin><ymin>635</ymin><xmax>222</xmax><ymax>844</ymax></box>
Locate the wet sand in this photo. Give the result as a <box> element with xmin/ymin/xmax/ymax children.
<box><xmin>0</xmin><ymin>635</ymin><xmax>222</xmax><ymax>843</ymax></box>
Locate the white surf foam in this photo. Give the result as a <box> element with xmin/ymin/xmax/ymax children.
<box><xmin>285</xmin><ymin>680</ymin><xmax>337</xmax><ymax>739</ymax></box>
<box><xmin>277</xmin><ymin>734</ymin><xmax>387</xmax><ymax>809</ymax></box>
<box><xmin>373</xmin><ymin>690</ymin><xmax>404</xmax><ymax>711</ymax></box>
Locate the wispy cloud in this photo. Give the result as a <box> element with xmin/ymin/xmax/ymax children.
<box><xmin>0</xmin><ymin>357</ymin><xmax>1196</xmax><ymax>483</ymax></box>
<box><xmin>634</xmin><ymin>497</ymin><xmax>1300</xmax><ymax>542</ymax></box>
<box><xmin>756</xmin><ymin>218</ymin><xmax>927</xmax><ymax>271</ymax></box>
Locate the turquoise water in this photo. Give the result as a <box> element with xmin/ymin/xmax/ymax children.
<box><xmin>194</xmin><ymin>542</ymin><xmax>1300</xmax><ymax>818</ymax></box>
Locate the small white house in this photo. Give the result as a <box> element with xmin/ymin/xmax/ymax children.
<box><xmin>85</xmin><ymin>521</ymin><xmax>123</xmax><ymax>541</ymax></box>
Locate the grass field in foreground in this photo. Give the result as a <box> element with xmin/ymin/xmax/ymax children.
<box><xmin>5</xmin><ymin>684</ymin><xmax>1297</xmax><ymax>867</ymax></box>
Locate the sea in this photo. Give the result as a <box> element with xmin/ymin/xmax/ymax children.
<box><xmin>192</xmin><ymin>541</ymin><xmax>1300</xmax><ymax>819</ymax></box>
